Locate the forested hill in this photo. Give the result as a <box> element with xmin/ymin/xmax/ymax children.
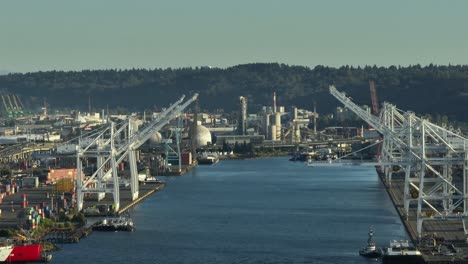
<box><xmin>1</xmin><ymin>63</ymin><xmax>468</xmax><ymax>122</ymax></box>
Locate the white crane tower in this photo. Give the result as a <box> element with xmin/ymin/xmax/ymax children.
<box><xmin>312</xmin><ymin>86</ymin><xmax>468</xmax><ymax>239</ymax></box>
<box><xmin>72</xmin><ymin>93</ymin><xmax>198</xmax><ymax>212</ymax></box>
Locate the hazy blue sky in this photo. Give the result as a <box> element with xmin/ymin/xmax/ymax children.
<box><xmin>1</xmin><ymin>0</ymin><xmax>467</xmax><ymax>72</ymax></box>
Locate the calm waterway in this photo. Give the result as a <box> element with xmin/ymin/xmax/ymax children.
<box><xmin>53</xmin><ymin>157</ymin><xmax>408</xmax><ymax>263</ymax></box>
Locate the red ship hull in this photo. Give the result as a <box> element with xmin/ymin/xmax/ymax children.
<box><xmin>5</xmin><ymin>244</ymin><xmax>41</xmax><ymax>262</ymax></box>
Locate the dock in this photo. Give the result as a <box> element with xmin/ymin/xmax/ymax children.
<box><xmin>0</xmin><ymin>182</ymin><xmax>165</xmax><ymax>226</ymax></box>
<box><xmin>81</xmin><ymin>182</ymin><xmax>166</xmax><ymax>216</ymax></box>
<box><xmin>0</xmin><ymin>181</ymin><xmax>167</xmax><ymax>246</ymax></box>
<box><xmin>159</xmin><ymin>161</ymin><xmax>197</xmax><ymax>177</ymax></box>
<box><xmin>380</xmin><ymin>170</ymin><xmax>468</xmax><ymax>263</ymax></box>
<box><xmin>116</xmin><ymin>183</ymin><xmax>165</xmax><ymax>214</ymax></box>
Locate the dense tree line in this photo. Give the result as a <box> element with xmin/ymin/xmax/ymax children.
<box><xmin>1</xmin><ymin>63</ymin><xmax>467</xmax><ymax>123</ymax></box>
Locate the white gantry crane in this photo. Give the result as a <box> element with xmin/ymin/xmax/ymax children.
<box><xmin>69</xmin><ymin>93</ymin><xmax>198</xmax><ymax>212</ymax></box>
<box><xmin>311</xmin><ymin>86</ymin><xmax>467</xmax><ymax>239</ymax></box>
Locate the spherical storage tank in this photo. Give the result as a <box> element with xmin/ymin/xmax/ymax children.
<box><xmin>149</xmin><ymin>131</ymin><xmax>162</xmax><ymax>143</ymax></box>
<box><xmin>130</xmin><ymin>119</ymin><xmax>144</xmax><ymax>130</ymax></box>
<box><xmin>194</xmin><ymin>125</ymin><xmax>212</xmax><ymax>147</ymax></box>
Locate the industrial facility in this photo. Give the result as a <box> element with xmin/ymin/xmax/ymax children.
<box><xmin>0</xmin><ymin>87</ymin><xmax>376</xmax><ymax>219</ymax></box>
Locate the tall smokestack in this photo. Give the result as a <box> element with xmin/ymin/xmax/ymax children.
<box><xmin>273</xmin><ymin>91</ymin><xmax>277</xmax><ymax>113</ymax></box>
<box><xmin>314</xmin><ymin>101</ymin><xmax>317</xmax><ymax>134</ymax></box>
<box><xmin>191</xmin><ymin>98</ymin><xmax>199</xmax><ymax>162</ymax></box>
<box><xmin>88</xmin><ymin>96</ymin><xmax>92</xmax><ymax>114</ymax></box>
<box><xmin>239</xmin><ymin>96</ymin><xmax>247</xmax><ymax>135</ymax></box>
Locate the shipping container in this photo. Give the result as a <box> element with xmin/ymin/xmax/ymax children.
<box><xmin>47</xmin><ymin>168</ymin><xmax>81</xmax><ymax>183</ymax></box>
<box><xmin>181</xmin><ymin>152</ymin><xmax>192</xmax><ymax>166</ymax></box>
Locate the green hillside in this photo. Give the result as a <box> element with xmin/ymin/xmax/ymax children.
<box><xmin>1</xmin><ymin>63</ymin><xmax>467</xmax><ymax>123</ymax></box>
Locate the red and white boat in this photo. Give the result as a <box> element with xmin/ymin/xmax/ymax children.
<box><xmin>0</xmin><ymin>244</ymin><xmax>14</xmax><ymax>262</ymax></box>
<box><xmin>3</xmin><ymin>243</ymin><xmax>51</xmax><ymax>263</ymax></box>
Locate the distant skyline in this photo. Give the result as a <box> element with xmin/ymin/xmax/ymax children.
<box><xmin>1</xmin><ymin>0</ymin><xmax>467</xmax><ymax>73</ymax></box>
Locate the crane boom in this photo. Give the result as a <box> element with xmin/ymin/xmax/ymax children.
<box><xmin>1</xmin><ymin>96</ymin><xmax>9</xmax><ymax>112</ymax></box>
<box><xmin>6</xmin><ymin>95</ymin><xmax>15</xmax><ymax>111</ymax></box>
<box><xmin>330</xmin><ymin>86</ymin><xmax>382</xmax><ymax>131</ymax></box>
<box><xmin>15</xmin><ymin>95</ymin><xmax>25</xmax><ymax>109</ymax></box>
<box><xmin>118</xmin><ymin>93</ymin><xmax>198</xmax><ymax>154</ymax></box>
<box><xmin>329</xmin><ymin>85</ymin><xmax>411</xmax><ymax>152</ymax></box>
<box><xmin>12</xmin><ymin>95</ymin><xmax>21</xmax><ymax>110</ymax></box>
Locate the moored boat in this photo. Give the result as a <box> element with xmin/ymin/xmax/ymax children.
<box><xmin>382</xmin><ymin>240</ymin><xmax>424</xmax><ymax>264</ymax></box>
<box><xmin>4</xmin><ymin>243</ymin><xmax>52</xmax><ymax>263</ymax></box>
<box><xmin>197</xmin><ymin>154</ymin><xmax>219</xmax><ymax>165</ymax></box>
<box><xmin>143</xmin><ymin>176</ymin><xmax>164</xmax><ymax>184</ymax></box>
<box><xmin>92</xmin><ymin>214</ymin><xmax>135</xmax><ymax>232</ymax></box>
<box><xmin>0</xmin><ymin>244</ymin><xmax>14</xmax><ymax>262</ymax></box>
<box><xmin>359</xmin><ymin>226</ymin><xmax>382</xmax><ymax>258</ymax></box>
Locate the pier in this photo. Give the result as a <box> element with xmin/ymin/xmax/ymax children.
<box><xmin>116</xmin><ymin>183</ymin><xmax>165</xmax><ymax>214</ymax></box>
<box><xmin>380</xmin><ymin>170</ymin><xmax>468</xmax><ymax>263</ymax></box>
<box><xmin>0</xmin><ymin>181</ymin><xmax>168</xmax><ymax>247</ymax></box>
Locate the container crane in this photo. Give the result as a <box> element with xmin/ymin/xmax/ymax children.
<box><xmin>327</xmin><ymin>85</ymin><xmax>468</xmax><ymax>239</ymax></box>
<box><xmin>6</xmin><ymin>95</ymin><xmax>15</xmax><ymax>114</ymax></box>
<box><xmin>74</xmin><ymin>93</ymin><xmax>199</xmax><ymax>212</ymax></box>
<box><xmin>12</xmin><ymin>95</ymin><xmax>21</xmax><ymax>111</ymax></box>
<box><xmin>15</xmin><ymin>94</ymin><xmax>25</xmax><ymax>109</ymax></box>
<box><xmin>1</xmin><ymin>95</ymin><xmax>10</xmax><ymax>112</ymax></box>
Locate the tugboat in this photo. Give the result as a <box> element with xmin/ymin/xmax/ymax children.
<box><xmin>359</xmin><ymin>226</ymin><xmax>382</xmax><ymax>258</ymax></box>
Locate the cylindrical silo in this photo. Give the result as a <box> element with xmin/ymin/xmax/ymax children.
<box><xmin>270</xmin><ymin>125</ymin><xmax>277</xmax><ymax>141</ymax></box>
<box><xmin>264</xmin><ymin>114</ymin><xmax>270</xmax><ymax>139</ymax></box>
<box><xmin>275</xmin><ymin>113</ymin><xmax>281</xmax><ymax>140</ymax></box>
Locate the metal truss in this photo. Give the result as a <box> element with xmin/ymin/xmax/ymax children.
<box><xmin>329</xmin><ymin>86</ymin><xmax>467</xmax><ymax>238</ymax></box>
<box><xmin>71</xmin><ymin>94</ymin><xmax>198</xmax><ymax>212</ymax></box>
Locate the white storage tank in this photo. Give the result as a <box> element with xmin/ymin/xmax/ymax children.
<box><xmin>193</xmin><ymin>125</ymin><xmax>212</xmax><ymax>147</ymax></box>
<box><xmin>149</xmin><ymin>131</ymin><xmax>162</xmax><ymax>143</ymax></box>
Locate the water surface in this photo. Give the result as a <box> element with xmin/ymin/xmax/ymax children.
<box><xmin>53</xmin><ymin>157</ymin><xmax>408</xmax><ymax>263</ymax></box>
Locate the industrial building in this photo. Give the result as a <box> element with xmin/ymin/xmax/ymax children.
<box><xmin>215</xmin><ymin>135</ymin><xmax>264</xmax><ymax>146</ymax></box>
